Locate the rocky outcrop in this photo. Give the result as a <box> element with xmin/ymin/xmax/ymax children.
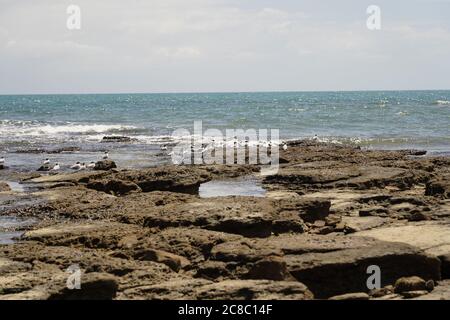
<box><xmin>94</xmin><ymin>160</ymin><xmax>117</xmax><ymax>171</ymax></box>
<box><xmin>2</xmin><ymin>141</ymin><xmax>450</xmax><ymax>300</ymax></box>
<box><xmin>285</xmin><ymin>242</ymin><xmax>441</xmax><ymax>298</ymax></box>
<box><xmin>0</xmin><ymin>182</ymin><xmax>11</xmax><ymax>192</ymax></box>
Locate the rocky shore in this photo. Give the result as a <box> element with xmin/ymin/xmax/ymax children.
<box><xmin>1</xmin><ymin>141</ymin><xmax>449</xmax><ymax>300</ymax></box>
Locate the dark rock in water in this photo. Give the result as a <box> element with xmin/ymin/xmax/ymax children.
<box><xmin>49</xmin><ymin>147</ymin><xmax>81</xmax><ymax>154</ymax></box>
<box><xmin>402</xmin><ymin>150</ymin><xmax>427</xmax><ymax>156</ymax></box>
<box><xmin>94</xmin><ymin>160</ymin><xmax>117</xmax><ymax>171</ymax></box>
<box><xmin>87</xmin><ymin>179</ymin><xmax>141</xmax><ymax>196</ymax></box>
<box><xmin>37</xmin><ymin>165</ymin><xmax>52</xmax><ymax>172</ymax></box>
<box><xmin>0</xmin><ymin>182</ymin><xmax>11</xmax><ymax>192</ymax></box>
<box><xmin>48</xmin><ymin>272</ymin><xmax>118</xmax><ymax>300</ymax></box>
<box><xmin>101</xmin><ymin>136</ymin><xmax>136</xmax><ymax>143</ymax></box>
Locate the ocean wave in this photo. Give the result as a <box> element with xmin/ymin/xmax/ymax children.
<box><xmin>434</xmin><ymin>100</ymin><xmax>450</xmax><ymax>105</ymax></box>
<box><xmin>0</xmin><ymin>120</ymin><xmax>138</xmax><ymax>136</ymax></box>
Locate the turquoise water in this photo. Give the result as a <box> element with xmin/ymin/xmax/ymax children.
<box><xmin>0</xmin><ymin>91</ymin><xmax>449</xmax><ymax>170</ymax></box>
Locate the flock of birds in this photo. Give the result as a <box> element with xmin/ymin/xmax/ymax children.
<box><xmin>0</xmin><ymin>137</ymin><xmax>317</xmax><ymax>171</ymax></box>
<box><xmin>0</xmin><ymin>152</ymin><xmax>110</xmax><ymax>172</ymax></box>
<box><xmin>42</xmin><ymin>151</ymin><xmax>110</xmax><ymax>172</ymax></box>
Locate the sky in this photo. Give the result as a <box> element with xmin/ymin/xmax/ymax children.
<box><xmin>1</xmin><ymin>0</ymin><xmax>450</xmax><ymax>94</ymax></box>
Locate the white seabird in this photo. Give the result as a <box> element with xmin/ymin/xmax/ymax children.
<box><xmin>87</xmin><ymin>162</ymin><xmax>96</xmax><ymax>169</ymax></box>
<box><xmin>43</xmin><ymin>158</ymin><xmax>50</xmax><ymax>165</ymax></box>
<box><xmin>79</xmin><ymin>163</ymin><xmax>87</xmax><ymax>170</ymax></box>
<box><xmin>52</xmin><ymin>163</ymin><xmax>60</xmax><ymax>171</ymax></box>
<box><xmin>70</xmin><ymin>162</ymin><xmax>81</xmax><ymax>170</ymax></box>
<box><xmin>0</xmin><ymin>157</ymin><xmax>4</xmax><ymax>165</ymax></box>
<box><xmin>282</xmin><ymin>143</ymin><xmax>288</xmax><ymax>151</ymax></box>
<box><xmin>103</xmin><ymin>152</ymin><xmax>109</xmax><ymax>160</ymax></box>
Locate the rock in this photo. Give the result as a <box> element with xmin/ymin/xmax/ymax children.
<box><xmin>369</xmin><ymin>286</ymin><xmax>394</xmax><ymax>298</ymax></box>
<box><xmin>87</xmin><ymin>179</ymin><xmax>141</xmax><ymax>196</ymax></box>
<box><xmin>94</xmin><ymin>160</ymin><xmax>117</xmax><ymax>171</ymax></box>
<box><xmin>246</xmin><ymin>256</ymin><xmax>294</xmax><ymax>281</ymax></box>
<box><xmin>341</xmin><ymin>216</ymin><xmax>387</xmax><ymax>233</ymax></box>
<box><xmin>439</xmin><ymin>254</ymin><xmax>450</xmax><ymax>279</ymax></box>
<box><xmin>37</xmin><ymin>165</ymin><xmax>52</xmax><ymax>172</ymax></box>
<box><xmin>133</xmin><ymin>249</ymin><xmax>190</xmax><ymax>272</ymax></box>
<box><xmin>0</xmin><ymin>182</ymin><xmax>11</xmax><ymax>192</ymax></box>
<box><xmin>101</xmin><ymin>136</ymin><xmax>136</xmax><ymax>143</ymax></box>
<box><xmin>196</xmin><ymin>280</ymin><xmax>314</xmax><ymax>300</ymax></box>
<box><xmin>426</xmin><ymin>280</ymin><xmax>435</xmax><ymax>291</ymax></box>
<box><xmin>401</xmin><ymin>290</ymin><xmax>429</xmax><ymax>299</ymax></box>
<box><xmin>426</xmin><ymin>179</ymin><xmax>450</xmax><ymax>198</ymax></box>
<box><xmin>394</xmin><ymin>276</ymin><xmax>427</xmax><ymax>293</ymax></box>
<box><xmin>329</xmin><ymin>292</ymin><xmax>370</xmax><ymax>300</ymax></box>
<box><xmin>22</xmin><ymin>222</ymin><xmax>144</xmax><ymax>249</ymax></box>
<box><xmin>142</xmin><ymin>197</ymin><xmax>309</xmax><ymax>238</ymax></box>
<box><xmin>195</xmin><ymin>261</ymin><xmax>231</xmax><ymax>280</ymax></box>
<box><xmin>285</xmin><ymin>242</ymin><xmax>441</xmax><ymax>299</ymax></box>
<box><xmin>411</xmin><ymin>279</ymin><xmax>450</xmax><ymax>300</ymax></box>
<box><xmin>48</xmin><ymin>272</ymin><xmax>118</xmax><ymax>300</ymax></box>
<box><xmin>354</xmin><ymin>223</ymin><xmax>450</xmax><ymax>256</ymax></box>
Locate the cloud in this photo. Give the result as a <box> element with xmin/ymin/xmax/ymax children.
<box><xmin>0</xmin><ymin>0</ymin><xmax>449</xmax><ymax>93</ymax></box>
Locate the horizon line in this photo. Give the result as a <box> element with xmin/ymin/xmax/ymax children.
<box><xmin>1</xmin><ymin>88</ymin><xmax>450</xmax><ymax>96</ymax></box>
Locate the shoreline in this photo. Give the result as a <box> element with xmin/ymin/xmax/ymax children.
<box><xmin>0</xmin><ymin>140</ymin><xmax>449</xmax><ymax>300</ymax></box>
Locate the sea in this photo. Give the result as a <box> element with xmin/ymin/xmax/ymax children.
<box><xmin>0</xmin><ymin>90</ymin><xmax>449</xmax><ymax>172</ymax></box>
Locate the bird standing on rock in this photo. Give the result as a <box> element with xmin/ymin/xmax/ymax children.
<box><xmin>43</xmin><ymin>158</ymin><xmax>50</xmax><ymax>165</ymax></box>
<box><xmin>87</xmin><ymin>162</ymin><xmax>95</xmax><ymax>169</ymax></box>
<box><xmin>70</xmin><ymin>162</ymin><xmax>81</xmax><ymax>170</ymax></box>
<box><xmin>0</xmin><ymin>157</ymin><xmax>4</xmax><ymax>165</ymax></box>
<box><xmin>103</xmin><ymin>152</ymin><xmax>109</xmax><ymax>160</ymax></box>
<box><xmin>52</xmin><ymin>163</ymin><xmax>60</xmax><ymax>171</ymax></box>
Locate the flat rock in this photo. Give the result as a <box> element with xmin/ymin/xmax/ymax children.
<box><xmin>329</xmin><ymin>292</ymin><xmax>370</xmax><ymax>300</ymax></box>
<box><xmin>196</xmin><ymin>280</ymin><xmax>314</xmax><ymax>300</ymax></box>
<box><xmin>142</xmin><ymin>197</ymin><xmax>315</xmax><ymax>237</ymax></box>
<box><xmin>354</xmin><ymin>222</ymin><xmax>450</xmax><ymax>256</ymax></box>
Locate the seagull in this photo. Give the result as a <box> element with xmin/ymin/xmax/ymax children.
<box><xmin>70</xmin><ymin>162</ymin><xmax>81</xmax><ymax>170</ymax></box>
<box><xmin>103</xmin><ymin>152</ymin><xmax>109</xmax><ymax>160</ymax></box>
<box><xmin>43</xmin><ymin>158</ymin><xmax>50</xmax><ymax>165</ymax></box>
<box><xmin>0</xmin><ymin>157</ymin><xmax>4</xmax><ymax>165</ymax></box>
<box><xmin>87</xmin><ymin>162</ymin><xmax>96</xmax><ymax>169</ymax></box>
<box><xmin>313</xmin><ymin>134</ymin><xmax>319</xmax><ymax>141</ymax></box>
<box><xmin>52</xmin><ymin>163</ymin><xmax>60</xmax><ymax>171</ymax></box>
<box><xmin>282</xmin><ymin>144</ymin><xmax>288</xmax><ymax>151</ymax></box>
<box><xmin>79</xmin><ymin>163</ymin><xmax>87</xmax><ymax>170</ymax></box>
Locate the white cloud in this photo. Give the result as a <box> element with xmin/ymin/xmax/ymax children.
<box><xmin>0</xmin><ymin>0</ymin><xmax>449</xmax><ymax>93</ymax></box>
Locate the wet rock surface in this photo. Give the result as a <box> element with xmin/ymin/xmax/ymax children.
<box><xmin>1</xmin><ymin>141</ymin><xmax>449</xmax><ymax>300</ymax></box>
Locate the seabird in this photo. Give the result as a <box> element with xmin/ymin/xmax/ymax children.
<box><xmin>70</xmin><ymin>162</ymin><xmax>81</xmax><ymax>170</ymax></box>
<box><xmin>103</xmin><ymin>152</ymin><xmax>109</xmax><ymax>160</ymax></box>
<box><xmin>0</xmin><ymin>157</ymin><xmax>4</xmax><ymax>165</ymax></box>
<box><xmin>43</xmin><ymin>158</ymin><xmax>50</xmax><ymax>165</ymax></box>
<box><xmin>313</xmin><ymin>134</ymin><xmax>319</xmax><ymax>141</ymax></box>
<box><xmin>52</xmin><ymin>163</ymin><xmax>60</xmax><ymax>171</ymax></box>
<box><xmin>79</xmin><ymin>163</ymin><xmax>86</xmax><ymax>170</ymax></box>
<box><xmin>282</xmin><ymin>144</ymin><xmax>288</xmax><ymax>151</ymax></box>
<box><xmin>87</xmin><ymin>162</ymin><xmax>96</xmax><ymax>169</ymax></box>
